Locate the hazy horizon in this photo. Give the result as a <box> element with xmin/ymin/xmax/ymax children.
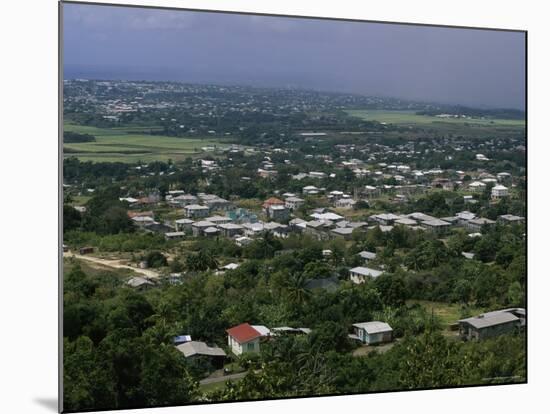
<box><xmin>63</xmin><ymin>3</ymin><xmax>526</xmax><ymax>110</ymax></box>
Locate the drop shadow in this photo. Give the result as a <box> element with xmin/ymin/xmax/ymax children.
<box><xmin>34</xmin><ymin>397</ymin><xmax>58</xmax><ymax>412</ymax></box>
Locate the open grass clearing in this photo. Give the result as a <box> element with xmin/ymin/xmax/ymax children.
<box><xmin>63</xmin><ymin>122</ymin><xmax>231</xmax><ymax>163</ymax></box>
<box><xmin>347</xmin><ymin>109</ymin><xmax>525</xmax><ymax>127</ymax></box>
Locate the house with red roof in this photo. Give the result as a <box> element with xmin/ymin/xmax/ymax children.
<box><xmin>226</xmin><ymin>323</ymin><xmax>270</xmax><ymax>355</ymax></box>
<box><xmin>262</xmin><ymin>197</ymin><xmax>285</xmax><ymax>212</ymax></box>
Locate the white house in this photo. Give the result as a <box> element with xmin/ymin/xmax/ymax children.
<box><xmin>491</xmin><ymin>184</ymin><xmax>509</xmax><ymax>199</ymax></box>
<box><xmin>352</xmin><ymin>321</ymin><xmax>393</xmax><ymax>345</ymax></box>
<box><xmin>468</xmin><ymin>181</ymin><xmax>486</xmax><ymax>192</ymax></box>
<box><xmin>226</xmin><ymin>323</ymin><xmax>268</xmax><ymax>355</ymax></box>
<box><xmin>349</xmin><ymin>266</ymin><xmax>383</xmax><ymax>284</ymax></box>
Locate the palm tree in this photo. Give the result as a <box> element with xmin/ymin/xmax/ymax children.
<box><xmin>285</xmin><ymin>272</ymin><xmax>311</xmax><ymax>306</ymax></box>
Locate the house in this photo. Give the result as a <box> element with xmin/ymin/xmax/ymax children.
<box><xmin>491</xmin><ymin>184</ymin><xmax>509</xmax><ymax>199</ymax></box>
<box><xmin>191</xmin><ymin>220</ymin><xmax>216</xmax><ymax>236</ymax></box>
<box><xmin>334</xmin><ymin>198</ymin><xmax>357</xmax><ymax>209</ymax></box>
<box><xmin>226</xmin><ymin>323</ymin><xmax>265</xmax><ymax>355</ymax></box>
<box><xmin>218</xmin><ymin>223</ymin><xmax>244</xmax><ymax>238</ymax></box>
<box><xmin>468</xmin><ymin>181</ymin><xmax>487</xmax><ymax>192</ymax></box>
<box><xmin>184</xmin><ymin>204</ymin><xmax>210</xmax><ymax>219</ymax></box>
<box><xmin>169</xmin><ymin>194</ymin><xmax>198</xmax><ymax>207</ymax></box>
<box><xmin>310</xmin><ymin>212</ymin><xmax>344</xmax><ymax>222</ymax></box>
<box><xmin>126</xmin><ymin>276</ymin><xmax>155</xmax><ymax>290</ymax></box>
<box><xmin>421</xmin><ymin>219</ymin><xmax>452</xmax><ymax>235</ymax></box>
<box><xmin>458</xmin><ymin>308</ymin><xmax>525</xmax><ymax>341</ymax></box>
<box><xmin>235</xmin><ymin>236</ymin><xmax>253</xmax><ymax>247</ymax></box>
<box><xmin>456</xmin><ymin>211</ymin><xmax>477</xmax><ymax>225</ymax></box>
<box><xmin>175</xmin><ymin>341</ymin><xmax>227</xmax><ymax>369</ymax></box>
<box><xmin>498</xmin><ymin>214</ymin><xmax>525</xmax><ymax>224</ymax></box>
<box><xmin>370</xmin><ymin>213</ymin><xmax>401</xmax><ymax>225</ymax></box>
<box><xmin>349</xmin><ymin>266</ymin><xmax>383</xmax><ymax>284</ymax></box>
<box><xmin>268</xmin><ymin>205</ymin><xmax>290</xmax><ymax>222</ymax></box>
<box><xmin>352</xmin><ymin>321</ymin><xmax>393</xmax><ymax>345</ymax></box>
<box><xmin>285</xmin><ymin>196</ymin><xmax>305</xmax><ymax>211</ymax></box>
<box><xmin>131</xmin><ymin>215</ymin><xmax>155</xmax><ymax>227</ymax></box>
<box><xmin>262</xmin><ymin>197</ymin><xmax>285</xmax><ymax>212</ymax></box>
<box><xmin>174</xmin><ymin>218</ymin><xmax>194</xmax><ymax>233</ymax></box>
<box><xmin>467</xmin><ymin>217</ymin><xmax>496</xmax><ymax>232</ymax></box>
<box><xmin>302</xmin><ymin>185</ymin><xmax>320</xmax><ymax>195</ymax></box>
<box><xmin>309</xmin><ymin>171</ymin><xmax>327</xmax><ymax>179</ymax></box>
<box><xmin>358</xmin><ymin>251</ymin><xmax>377</xmax><ymax>263</ymax></box>
<box><xmin>165</xmin><ymin>231</ymin><xmax>185</xmax><ymax>240</ymax></box>
<box><xmin>207</xmin><ymin>215</ymin><xmax>232</xmax><ymax>226</ymax></box>
<box><xmin>331</xmin><ymin>227</ymin><xmax>355</xmax><ymax>239</ymax></box>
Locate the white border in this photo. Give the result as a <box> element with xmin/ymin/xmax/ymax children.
<box><xmin>2</xmin><ymin>1</ymin><xmax>547</xmax><ymax>413</ymax></box>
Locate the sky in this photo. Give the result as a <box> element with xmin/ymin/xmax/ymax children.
<box><xmin>63</xmin><ymin>3</ymin><xmax>526</xmax><ymax>109</ymax></box>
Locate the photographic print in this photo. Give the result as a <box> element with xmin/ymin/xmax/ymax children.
<box><xmin>61</xmin><ymin>1</ymin><xmax>526</xmax><ymax>412</ymax></box>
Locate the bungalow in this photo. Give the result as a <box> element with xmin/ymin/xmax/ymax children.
<box><xmin>184</xmin><ymin>204</ymin><xmax>210</xmax><ymax>219</ymax></box>
<box><xmin>126</xmin><ymin>276</ymin><xmax>155</xmax><ymax>290</ymax></box>
<box><xmin>458</xmin><ymin>308</ymin><xmax>525</xmax><ymax>341</ymax></box>
<box><xmin>352</xmin><ymin>321</ymin><xmax>393</xmax><ymax>345</ymax></box>
<box><xmin>226</xmin><ymin>323</ymin><xmax>267</xmax><ymax>355</ymax></box>
<box><xmin>175</xmin><ymin>341</ymin><xmax>227</xmax><ymax>369</ymax></box>
<box><xmin>358</xmin><ymin>251</ymin><xmax>377</xmax><ymax>263</ymax></box>
<box><xmin>165</xmin><ymin>231</ymin><xmax>185</xmax><ymax>241</ymax></box>
<box><xmin>349</xmin><ymin>266</ymin><xmax>383</xmax><ymax>284</ymax></box>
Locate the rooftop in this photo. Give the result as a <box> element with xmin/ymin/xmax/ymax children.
<box><xmin>226</xmin><ymin>323</ymin><xmax>262</xmax><ymax>344</ymax></box>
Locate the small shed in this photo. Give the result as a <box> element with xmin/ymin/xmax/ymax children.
<box><xmin>352</xmin><ymin>321</ymin><xmax>393</xmax><ymax>345</ymax></box>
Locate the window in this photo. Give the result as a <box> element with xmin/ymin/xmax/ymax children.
<box><xmin>247</xmin><ymin>342</ymin><xmax>255</xmax><ymax>351</ymax></box>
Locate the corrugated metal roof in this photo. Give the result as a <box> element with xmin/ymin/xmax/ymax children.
<box><xmin>176</xmin><ymin>341</ymin><xmax>226</xmax><ymax>358</ymax></box>
<box><xmin>353</xmin><ymin>321</ymin><xmax>393</xmax><ymax>334</ymax></box>
<box><xmin>459</xmin><ymin>311</ymin><xmax>520</xmax><ymax>329</ymax></box>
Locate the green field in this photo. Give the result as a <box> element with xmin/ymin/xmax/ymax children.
<box><xmin>347</xmin><ymin>110</ymin><xmax>525</xmax><ymax>127</ymax></box>
<box><xmin>408</xmin><ymin>300</ymin><xmax>484</xmax><ymax>326</ymax></box>
<box><xmin>63</xmin><ymin>123</ymin><xmax>231</xmax><ymax>163</ymax></box>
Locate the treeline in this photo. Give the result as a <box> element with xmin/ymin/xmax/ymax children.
<box><xmin>63</xmin><ymin>131</ymin><xmax>96</xmax><ymax>143</ymax></box>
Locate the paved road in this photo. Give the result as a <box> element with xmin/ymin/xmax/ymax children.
<box><xmin>63</xmin><ymin>251</ymin><xmax>159</xmax><ymax>278</ymax></box>
<box><xmin>199</xmin><ymin>372</ymin><xmax>248</xmax><ymax>385</ymax></box>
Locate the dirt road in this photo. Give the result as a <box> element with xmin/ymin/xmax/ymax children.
<box><xmin>63</xmin><ymin>251</ymin><xmax>159</xmax><ymax>278</ymax></box>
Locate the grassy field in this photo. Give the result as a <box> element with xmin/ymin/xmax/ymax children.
<box><xmin>408</xmin><ymin>300</ymin><xmax>484</xmax><ymax>326</ymax></box>
<box><xmin>63</xmin><ymin>123</ymin><xmax>231</xmax><ymax>163</ymax></box>
<box><xmin>347</xmin><ymin>110</ymin><xmax>525</xmax><ymax>127</ymax></box>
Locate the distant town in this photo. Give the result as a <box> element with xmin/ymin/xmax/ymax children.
<box><xmin>63</xmin><ymin>79</ymin><xmax>526</xmax><ymax>411</ymax></box>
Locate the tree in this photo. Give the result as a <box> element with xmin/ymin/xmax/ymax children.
<box><xmin>145</xmin><ymin>251</ymin><xmax>167</xmax><ymax>268</ymax></box>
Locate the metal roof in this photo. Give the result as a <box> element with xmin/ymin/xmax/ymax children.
<box><xmin>459</xmin><ymin>310</ymin><xmax>520</xmax><ymax>329</ymax></box>
<box><xmin>350</xmin><ymin>267</ymin><xmax>383</xmax><ymax>277</ymax></box>
<box><xmin>353</xmin><ymin>321</ymin><xmax>393</xmax><ymax>334</ymax></box>
<box><xmin>175</xmin><ymin>341</ymin><xmax>226</xmax><ymax>358</ymax></box>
